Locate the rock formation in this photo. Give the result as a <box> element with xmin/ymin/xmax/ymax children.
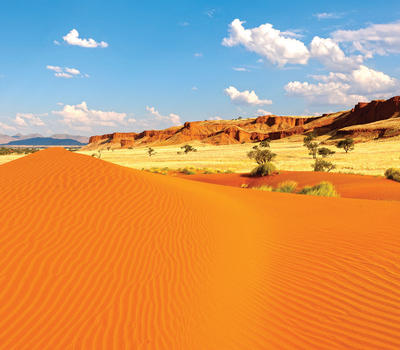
<box><xmin>85</xmin><ymin>96</ymin><xmax>400</xmax><ymax>149</ymax></box>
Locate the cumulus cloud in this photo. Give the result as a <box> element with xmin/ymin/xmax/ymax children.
<box><xmin>46</xmin><ymin>65</ymin><xmax>86</xmax><ymax>79</ymax></box>
<box><xmin>224</xmin><ymin>86</ymin><xmax>272</xmax><ymax>106</ymax></box>
<box><xmin>146</xmin><ymin>106</ymin><xmax>182</xmax><ymax>126</ymax></box>
<box><xmin>222</xmin><ymin>19</ymin><xmax>310</xmax><ymax>66</ymax></box>
<box><xmin>15</xmin><ymin>113</ymin><xmax>46</xmax><ymax>127</ymax></box>
<box><xmin>310</xmin><ymin>37</ymin><xmax>363</xmax><ymax>72</ymax></box>
<box><xmin>285</xmin><ymin>65</ymin><xmax>398</xmax><ymax>105</ymax></box>
<box><xmin>63</xmin><ymin>29</ymin><xmax>108</xmax><ymax>48</ymax></box>
<box><xmin>332</xmin><ymin>21</ymin><xmax>400</xmax><ymax>57</ymax></box>
<box><xmin>53</xmin><ymin>102</ymin><xmax>126</xmax><ymax>129</ymax></box>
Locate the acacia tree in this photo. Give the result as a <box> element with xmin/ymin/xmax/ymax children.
<box><xmin>303</xmin><ymin>133</ymin><xmax>336</xmax><ymax>171</ymax></box>
<box><xmin>147</xmin><ymin>147</ymin><xmax>156</xmax><ymax>157</ymax></box>
<box><xmin>336</xmin><ymin>137</ymin><xmax>355</xmax><ymax>153</ymax></box>
<box><xmin>179</xmin><ymin>144</ymin><xmax>197</xmax><ymax>154</ymax></box>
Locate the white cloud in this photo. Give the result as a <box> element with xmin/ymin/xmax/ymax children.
<box><xmin>233</xmin><ymin>67</ymin><xmax>249</xmax><ymax>72</ymax></box>
<box><xmin>285</xmin><ymin>81</ymin><xmax>366</xmax><ymax>105</ymax></box>
<box><xmin>127</xmin><ymin>118</ymin><xmax>137</xmax><ymax>123</ymax></box>
<box><xmin>224</xmin><ymin>86</ymin><xmax>272</xmax><ymax>106</ymax></box>
<box><xmin>179</xmin><ymin>21</ymin><xmax>190</xmax><ymax>27</ymax></box>
<box><xmin>314</xmin><ymin>12</ymin><xmax>342</xmax><ymax>20</ymax></box>
<box><xmin>285</xmin><ymin>65</ymin><xmax>398</xmax><ymax>105</ymax></box>
<box><xmin>46</xmin><ymin>65</ymin><xmax>62</xmax><ymax>73</ymax></box>
<box><xmin>53</xmin><ymin>40</ymin><xmax>61</xmax><ymax>46</ymax></box>
<box><xmin>208</xmin><ymin>116</ymin><xmax>222</xmax><ymax>120</ymax></box>
<box><xmin>53</xmin><ymin>102</ymin><xmax>126</xmax><ymax>129</ymax></box>
<box><xmin>15</xmin><ymin>113</ymin><xmax>46</xmax><ymax>127</ymax></box>
<box><xmin>194</xmin><ymin>52</ymin><xmax>203</xmax><ymax>57</ymax></box>
<box><xmin>65</xmin><ymin>67</ymin><xmax>80</xmax><ymax>75</ymax></box>
<box><xmin>46</xmin><ymin>65</ymin><xmax>86</xmax><ymax>79</ymax></box>
<box><xmin>192</xmin><ymin>86</ymin><xmax>198</xmax><ymax>91</ymax></box>
<box><xmin>63</xmin><ymin>29</ymin><xmax>108</xmax><ymax>48</ymax></box>
<box><xmin>332</xmin><ymin>21</ymin><xmax>400</xmax><ymax>57</ymax></box>
<box><xmin>256</xmin><ymin>109</ymin><xmax>272</xmax><ymax>115</ymax></box>
<box><xmin>222</xmin><ymin>19</ymin><xmax>310</xmax><ymax>67</ymax></box>
<box><xmin>310</xmin><ymin>36</ymin><xmax>363</xmax><ymax>72</ymax></box>
<box><xmin>146</xmin><ymin>106</ymin><xmax>182</xmax><ymax>126</ymax></box>
<box><xmin>0</xmin><ymin>121</ymin><xmax>16</xmax><ymax>132</ymax></box>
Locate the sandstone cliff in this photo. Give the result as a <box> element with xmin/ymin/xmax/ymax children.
<box><xmin>85</xmin><ymin>96</ymin><xmax>400</xmax><ymax>149</ymax></box>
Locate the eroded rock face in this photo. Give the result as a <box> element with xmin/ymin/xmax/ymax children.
<box><xmin>85</xmin><ymin>96</ymin><xmax>400</xmax><ymax>149</ymax></box>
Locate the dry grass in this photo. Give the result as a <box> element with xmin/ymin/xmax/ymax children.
<box><xmin>0</xmin><ymin>154</ymin><xmax>25</xmax><ymax>165</ymax></box>
<box><xmin>2</xmin><ymin>137</ymin><xmax>400</xmax><ymax>176</ymax></box>
<box><xmin>77</xmin><ymin>136</ymin><xmax>400</xmax><ymax>176</ymax></box>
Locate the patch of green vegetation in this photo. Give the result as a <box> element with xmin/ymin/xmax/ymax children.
<box><xmin>274</xmin><ymin>181</ymin><xmax>298</xmax><ymax>193</ymax></box>
<box><xmin>298</xmin><ymin>181</ymin><xmax>339</xmax><ymax>197</ymax></box>
<box><xmin>250</xmin><ymin>162</ymin><xmax>277</xmax><ymax>177</ymax></box>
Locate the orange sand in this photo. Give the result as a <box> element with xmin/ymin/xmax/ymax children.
<box><xmin>177</xmin><ymin>171</ymin><xmax>400</xmax><ymax>201</ymax></box>
<box><xmin>1</xmin><ymin>148</ymin><xmax>400</xmax><ymax>349</ymax></box>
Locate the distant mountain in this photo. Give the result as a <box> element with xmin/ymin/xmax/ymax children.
<box><xmin>0</xmin><ymin>133</ymin><xmax>89</xmax><ymax>145</ymax></box>
<box><xmin>4</xmin><ymin>137</ymin><xmax>86</xmax><ymax>146</ymax></box>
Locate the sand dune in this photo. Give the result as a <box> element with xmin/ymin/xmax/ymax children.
<box><xmin>178</xmin><ymin>171</ymin><xmax>400</xmax><ymax>201</ymax></box>
<box><xmin>1</xmin><ymin>148</ymin><xmax>400</xmax><ymax>349</ymax></box>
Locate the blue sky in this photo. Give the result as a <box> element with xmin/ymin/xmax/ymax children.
<box><xmin>1</xmin><ymin>0</ymin><xmax>400</xmax><ymax>136</ymax></box>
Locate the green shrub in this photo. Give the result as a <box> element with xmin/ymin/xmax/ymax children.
<box><xmin>384</xmin><ymin>168</ymin><xmax>400</xmax><ymax>182</ymax></box>
<box><xmin>180</xmin><ymin>167</ymin><xmax>196</xmax><ymax>175</ymax></box>
<box><xmin>274</xmin><ymin>181</ymin><xmax>298</xmax><ymax>193</ymax></box>
<box><xmin>250</xmin><ymin>162</ymin><xmax>277</xmax><ymax>177</ymax></box>
<box><xmin>299</xmin><ymin>182</ymin><xmax>339</xmax><ymax>197</ymax></box>
<box><xmin>252</xmin><ymin>185</ymin><xmax>273</xmax><ymax>192</ymax></box>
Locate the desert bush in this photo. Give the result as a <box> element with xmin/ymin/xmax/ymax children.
<box><xmin>336</xmin><ymin>137</ymin><xmax>355</xmax><ymax>153</ymax></box>
<box><xmin>259</xmin><ymin>139</ymin><xmax>270</xmax><ymax>148</ymax></box>
<box><xmin>274</xmin><ymin>181</ymin><xmax>298</xmax><ymax>193</ymax></box>
<box><xmin>313</xmin><ymin>159</ymin><xmax>335</xmax><ymax>172</ymax></box>
<box><xmin>180</xmin><ymin>167</ymin><xmax>196</xmax><ymax>175</ymax></box>
<box><xmin>384</xmin><ymin>168</ymin><xmax>400</xmax><ymax>182</ymax></box>
<box><xmin>252</xmin><ymin>185</ymin><xmax>273</xmax><ymax>192</ymax></box>
<box><xmin>240</xmin><ymin>183</ymin><xmax>249</xmax><ymax>188</ymax></box>
<box><xmin>250</xmin><ymin>162</ymin><xmax>277</xmax><ymax>177</ymax></box>
<box><xmin>318</xmin><ymin>147</ymin><xmax>335</xmax><ymax>157</ymax></box>
<box><xmin>299</xmin><ymin>182</ymin><xmax>339</xmax><ymax>197</ymax></box>
<box><xmin>180</xmin><ymin>144</ymin><xmax>197</xmax><ymax>154</ymax></box>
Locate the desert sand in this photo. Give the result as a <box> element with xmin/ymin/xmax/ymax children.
<box><xmin>1</xmin><ymin>148</ymin><xmax>400</xmax><ymax>349</ymax></box>
<box><xmin>177</xmin><ymin>171</ymin><xmax>400</xmax><ymax>201</ymax></box>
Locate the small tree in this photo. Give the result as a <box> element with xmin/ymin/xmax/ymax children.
<box><xmin>337</xmin><ymin>137</ymin><xmax>355</xmax><ymax>153</ymax></box>
<box><xmin>179</xmin><ymin>144</ymin><xmax>197</xmax><ymax>154</ymax></box>
<box><xmin>259</xmin><ymin>139</ymin><xmax>270</xmax><ymax>148</ymax></box>
<box><xmin>147</xmin><ymin>147</ymin><xmax>156</xmax><ymax>157</ymax></box>
<box><xmin>318</xmin><ymin>147</ymin><xmax>335</xmax><ymax>158</ymax></box>
<box><xmin>313</xmin><ymin>159</ymin><xmax>335</xmax><ymax>172</ymax></box>
<box><xmin>247</xmin><ymin>147</ymin><xmax>276</xmax><ymax>164</ymax></box>
<box><xmin>247</xmin><ymin>143</ymin><xmax>277</xmax><ymax>177</ymax></box>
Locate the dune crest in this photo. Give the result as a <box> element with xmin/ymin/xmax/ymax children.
<box><xmin>1</xmin><ymin>148</ymin><xmax>400</xmax><ymax>349</ymax></box>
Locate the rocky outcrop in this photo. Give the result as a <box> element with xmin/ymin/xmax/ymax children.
<box><xmin>85</xmin><ymin>96</ymin><xmax>400</xmax><ymax>149</ymax></box>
